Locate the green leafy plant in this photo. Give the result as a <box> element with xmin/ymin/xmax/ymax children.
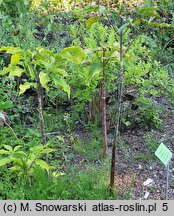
<box><xmin>0</xmin><ymin>0</ymin><xmax>32</xmax><ymax>18</ymax></box>
<box><xmin>135</xmin><ymin>96</ymin><xmax>163</xmax><ymax>128</ymax></box>
<box><xmin>0</xmin><ymin>100</ymin><xmax>13</xmax><ymax>110</ymax></box>
<box><xmin>0</xmin><ymin>144</ymin><xmax>54</xmax><ymax>176</ymax></box>
<box><xmin>0</xmin><ymin>46</ymin><xmax>86</xmax><ymax>144</ymax></box>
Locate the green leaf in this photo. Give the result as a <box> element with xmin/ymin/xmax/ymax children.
<box><xmin>54</xmin><ymin>53</ymin><xmax>67</xmax><ymax>67</ymax></box>
<box><xmin>9</xmin><ymin>166</ymin><xmax>22</xmax><ymax>171</ymax></box>
<box><xmin>85</xmin><ymin>62</ymin><xmax>103</xmax><ymax>85</ymax></box>
<box><xmin>27</xmin><ymin>64</ymin><xmax>35</xmax><ymax>80</ymax></box>
<box><xmin>40</xmin><ymin>56</ymin><xmax>56</xmax><ymax>70</ymax></box>
<box><xmin>39</xmin><ymin>71</ymin><xmax>50</xmax><ymax>91</ymax></box>
<box><xmin>149</xmin><ymin>23</ymin><xmax>174</xmax><ymax>28</ymax></box>
<box><xmin>51</xmin><ymin>74</ymin><xmax>70</xmax><ymax>98</ymax></box>
<box><xmin>15</xmin><ymin>151</ymin><xmax>27</xmax><ymax>156</ymax></box>
<box><xmin>0</xmin><ymin>65</ymin><xmax>19</xmax><ymax>76</ymax></box>
<box><xmin>0</xmin><ymin>100</ymin><xmax>13</xmax><ymax>110</ymax></box>
<box><xmin>8</xmin><ymin>67</ymin><xmax>25</xmax><ymax>77</ymax></box>
<box><xmin>86</xmin><ymin>16</ymin><xmax>104</xmax><ymax>29</ymax></box>
<box><xmin>30</xmin><ymin>145</ymin><xmax>44</xmax><ymax>153</ymax></box>
<box><xmin>19</xmin><ymin>82</ymin><xmax>37</xmax><ymax>95</ymax></box>
<box><xmin>7</xmin><ymin>47</ymin><xmax>24</xmax><ymax>55</ymax></box>
<box><xmin>36</xmin><ymin>47</ymin><xmax>53</xmax><ymax>56</ymax></box>
<box><xmin>83</xmin><ymin>5</ymin><xmax>100</xmax><ymax>13</ymax></box>
<box><xmin>118</xmin><ymin>23</ymin><xmax>129</xmax><ymax>33</ymax></box>
<box><xmin>27</xmin><ymin>159</ymin><xmax>34</xmax><ymax>167</ymax></box>
<box><xmin>47</xmin><ymin>68</ymin><xmax>68</xmax><ymax>77</ymax></box>
<box><xmin>110</xmin><ymin>10</ymin><xmax>119</xmax><ymax>25</ymax></box>
<box><xmin>124</xmin><ymin>121</ymin><xmax>131</xmax><ymax>127</ymax></box>
<box><xmin>0</xmin><ymin>67</ymin><xmax>10</xmax><ymax>76</ymax></box>
<box><xmin>0</xmin><ymin>158</ymin><xmax>12</xmax><ymax>166</ymax></box>
<box><xmin>3</xmin><ymin>145</ymin><xmax>13</xmax><ymax>151</ymax></box>
<box><xmin>0</xmin><ymin>150</ymin><xmax>10</xmax><ymax>155</ymax></box>
<box><xmin>110</xmin><ymin>50</ymin><xmax>120</xmax><ymax>59</ymax></box>
<box><xmin>52</xmin><ymin>171</ymin><xmax>65</xmax><ymax>178</ymax></box>
<box><xmin>61</xmin><ymin>46</ymin><xmax>86</xmax><ymax>64</ymax></box>
<box><xmin>11</xmin><ymin>53</ymin><xmax>21</xmax><ymax>65</ymax></box>
<box><xmin>19</xmin><ymin>82</ymin><xmax>32</xmax><ymax>95</ymax></box>
<box><xmin>142</xmin><ymin>35</ymin><xmax>157</xmax><ymax>47</ymax></box>
<box><xmin>139</xmin><ymin>8</ymin><xmax>160</xmax><ymax>18</ymax></box>
<box><xmin>41</xmin><ymin>148</ymin><xmax>54</xmax><ymax>154</ymax></box>
<box><xmin>13</xmin><ymin>158</ymin><xmax>23</xmax><ymax>165</ymax></box>
<box><xmin>0</xmin><ymin>46</ymin><xmax>24</xmax><ymax>55</ymax></box>
<box><xmin>27</xmin><ymin>49</ymin><xmax>34</xmax><ymax>58</ymax></box>
<box><xmin>89</xmin><ymin>61</ymin><xmax>102</xmax><ymax>77</ymax></box>
<box><xmin>35</xmin><ymin>159</ymin><xmax>49</xmax><ymax>171</ymax></box>
<box><xmin>14</xmin><ymin>145</ymin><xmax>22</xmax><ymax>152</ymax></box>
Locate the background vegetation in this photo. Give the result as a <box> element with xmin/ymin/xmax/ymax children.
<box><xmin>0</xmin><ymin>0</ymin><xmax>174</xmax><ymax>199</ymax></box>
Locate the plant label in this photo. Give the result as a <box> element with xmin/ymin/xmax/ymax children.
<box><xmin>155</xmin><ymin>143</ymin><xmax>173</xmax><ymax>167</ymax></box>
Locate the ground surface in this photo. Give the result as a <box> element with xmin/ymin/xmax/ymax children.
<box><xmin>107</xmin><ymin>96</ymin><xmax>174</xmax><ymax>200</ymax></box>
<box><xmin>72</xmin><ymin>96</ymin><xmax>174</xmax><ymax>200</ymax></box>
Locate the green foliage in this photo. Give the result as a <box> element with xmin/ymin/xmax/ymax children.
<box><xmin>0</xmin><ymin>0</ymin><xmax>37</xmax><ymax>49</ymax></box>
<box><xmin>63</xmin><ymin>164</ymin><xmax>112</xmax><ymax>200</ymax></box>
<box><xmin>0</xmin><ymin>0</ymin><xmax>32</xmax><ymax>18</ymax></box>
<box><xmin>86</xmin><ymin>17</ymin><xmax>104</xmax><ymax>30</ymax></box>
<box><xmin>119</xmin><ymin>32</ymin><xmax>172</xmax><ymax>129</ymax></box>
<box><xmin>130</xmin><ymin>96</ymin><xmax>162</xmax><ymax>129</ymax></box>
<box><xmin>0</xmin><ymin>46</ymin><xmax>72</xmax><ymax>98</ymax></box>
<box><xmin>0</xmin><ymin>161</ymin><xmax>117</xmax><ymax>199</ymax></box>
<box><xmin>0</xmin><ymin>144</ymin><xmax>54</xmax><ymax>176</ymax></box>
<box><xmin>0</xmin><ymin>100</ymin><xmax>13</xmax><ymax>110</ymax></box>
<box><xmin>0</xmin><ymin>0</ymin><xmax>174</xmax><ymax>200</ymax></box>
<box><xmin>0</xmin><ymin>127</ymin><xmax>115</xmax><ymax>199</ymax></box>
<box><xmin>68</xmin><ymin>8</ymin><xmax>173</xmax><ymax>128</ymax></box>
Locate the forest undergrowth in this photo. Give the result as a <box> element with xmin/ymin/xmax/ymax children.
<box><xmin>0</xmin><ymin>0</ymin><xmax>174</xmax><ymax>199</ymax></box>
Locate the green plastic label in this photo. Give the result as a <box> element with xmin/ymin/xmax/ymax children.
<box><xmin>155</xmin><ymin>143</ymin><xmax>173</xmax><ymax>166</ymax></box>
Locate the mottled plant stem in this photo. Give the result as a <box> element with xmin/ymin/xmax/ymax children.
<box><xmin>110</xmin><ymin>14</ymin><xmax>124</xmax><ymax>190</ymax></box>
<box><xmin>102</xmin><ymin>48</ymin><xmax>107</xmax><ymax>158</ymax></box>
